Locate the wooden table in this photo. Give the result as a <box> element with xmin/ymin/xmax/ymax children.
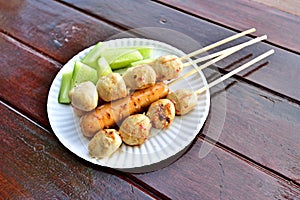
<box><xmin>1</xmin><ymin>0</ymin><xmax>300</xmax><ymax>199</ymax></box>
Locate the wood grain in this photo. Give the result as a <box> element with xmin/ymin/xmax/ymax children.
<box><xmin>0</xmin><ymin>103</ymin><xmax>155</xmax><ymax>199</ymax></box>
<box><xmin>252</xmin><ymin>0</ymin><xmax>300</xmax><ymax>16</ymax></box>
<box><xmin>0</xmin><ymin>0</ymin><xmax>121</xmax><ymax>63</ymax></box>
<box><xmin>0</xmin><ymin>33</ymin><xmax>60</xmax><ymax>128</ymax></box>
<box><xmin>55</xmin><ymin>0</ymin><xmax>300</xmax><ymax>102</ymax></box>
<box><xmin>157</xmin><ymin>0</ymin><xmax>300</xmax><ymax>53</ymax></box>
<box><xmin>1</xmin><ymin>31</ymin><xmax>300</xmax><ymax>187</ymax></box>
<box><xmin>1</xmin><ymin>0</ymin><xmax>300</xmax><ymax>199</ymax></box>
<box><xmin>0</xmin><ymin>0</ymin><xmax>299</xmax><ymax>184</ymax></box>
<box><xmin>202</xmin><ymin>76</ymin><xmax>300</xmax><ymax>184</ymax></box>
<box><xmin>2</xmin><ymin>102</ymin><xmax>300</xmax><ymax>199</ymax></box>
<box><xmin>133</xmin><ymin>136</ymin><xmax>300</xmax><ymax>200</ymax></box>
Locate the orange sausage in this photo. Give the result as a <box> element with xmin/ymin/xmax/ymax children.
<box><xmin>80</xmin><ymin>82</ymin><xmax>169</xmax><ymax>137</ymax></box>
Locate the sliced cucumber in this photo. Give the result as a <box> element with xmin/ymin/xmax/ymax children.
<box><xmin>113</xmin><ymin>67</ymin><xmax>130</xmax><ymax>76</ymax></box>
<box><xmin>136</xmin><ymin>47</ymin><xmax>152</xmax><ymax>59</ymax></box>
<box><xmin>58</xmin><ymin>71</ymin><xmax>73</xmax><ymax>104</ymax></box>
<box><xmin>81</xmin><ymin>42</ymin><xmax>103</xmax><ymax>70</ymax></box>
<box><xmin>101</xmin><ymin>49</ymin><xmax>143</xmax><ymax>70</ymax></box>
<box><xmin>72</xmin><ymin>61</ymin><xmax>98</xmax><ymax>86</ymax></box>
<box><xmin>97</xmin><ymin>57</ymin><xmax>112</xmax><ymax>77</ymax></box>
<box><xmin>130</xmin><ymin>58</ymin><xmax>155</xmax><ymax>67</ymax></box>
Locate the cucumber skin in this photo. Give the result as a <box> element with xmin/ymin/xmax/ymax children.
<box><xmin>107</xmin><ymin>50</ymin><xmax>143</xmax><ymax>70</ymax></box>
<box><xmin>97</xmin><ymin>57</ymin><xmax>112</xmax><ymax>77</ymax></box>
<box><xmin>82</xmin><ymin>44</ymin><xmax>152</xmax><ymax>71</ymax></box>
<box><xmin>136</xmin><ymin>47</ymin><xmax>152</xmax><ymax>59</ymax></box>
<box><xmin>81</xmin><ymin>42</ymin><xmax>103</xmax><ymax>70</ymax></box>
<box><xmin>58</xmin><ymin>71</ymin><xmax>73</xmax><ymax>104</ymax></box>
<box><xmin>72</xmin><ymin>61</ymin><xmax>98</xmax><ymax>86</ymax></box>
<box><xmin>130</xmin><ymin>58</ymin><xmax>155</xmax><ymax>67</ymax></box>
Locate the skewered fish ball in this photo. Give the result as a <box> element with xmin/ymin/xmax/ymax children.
<box><xmin>146</xmin><ymin>99</ymin><xmax>175</xmax><ymax>129</ymax></box>
<box><xmin>88</xmin><ymin>129</ymin><xmax>122</xmax><ymax>159</ymax></box>
<box><xmin>167</xmin><ymin>89</ymin><xmax>198</xmax><ymax>115</ymax></box>
<box><xmin>119</xmin><ymin>114</ymin><xmax>152</xmax><ymax>146</ymax></box>
<box><xmin>68</xmin><ymin>81</ymin><xmax>98</xmax><ymax>112</ymax></box>
<box><xmin>96</xmin><ymin>73</ymin><xmax>127</xmax><ymax>102</ymax></box>
<box><xmin>122</xmin><ymin>64</ymin><xmax>156</xmax><ymax>90</ymax></box>
<box><xmin>151</xmin><ymin>55</ymin><xmax>183</xmax><ymax>81</ymax></box>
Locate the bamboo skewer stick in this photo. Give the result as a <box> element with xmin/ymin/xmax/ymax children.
<box><xmin>180</xmin><ymin>28</ymin><xmax>256</xmax><ymax>60</ymax></box>
<box><xmin>182</xmin><ymin>35</ymin><xmax>267</xmax><ymax>68</ymax></box>
<box><xmin>169</xmin><ymin>35</ymin><xmax>267</xmax><ymax>86</ymax></box>
<box><xmin>195</xmin><ymin>49</ymin><xmax>275</xmax><ymax>95</ymax></box>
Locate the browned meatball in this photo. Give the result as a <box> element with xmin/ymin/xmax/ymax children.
<box><xmin>122</xmin><ymin>64</ymin><xmax>156</xmax><ymax>90</ymax></box>
<box><xmin>69</xmin><ymin>81</ymin><xmax>98</xmax><ymax>112</ymax></box>
<box><xmin>167</xmin><ymin>89</ymin><xmax>198</xmax><ymax>115</ymax></box>
<box><xmin>146</xmin><ymin>99</ymin><xmax>175</xmax><ymax>129</ymax></box>
<box><xmin>96</xmin><ymin>73</ymin><xmax>127</xmax><ymax>102</ymax></box>
<box><xmin>119</xmin><ymin>114</ymin><xmax>152</xmax><ymax>146</ymax></box>
<box><xmin>152</xmin><ymin>55</ymin><xmax>183</xmax><ymax>81</ymax></box>
<box><xmin>88</xmin><ymin>129</ymin><xmax>122</xmax><ymax>159</ymax></box>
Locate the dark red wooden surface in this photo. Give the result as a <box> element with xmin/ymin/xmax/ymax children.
<box><xmin>1</xmin><ymin>0</ymin><xmax>300</xmax><ymax>199</ymax></box>
<box><xmin>157</xmin><ymin>0</ymin><xmax>300</xmax><ymax>53</ymax></box>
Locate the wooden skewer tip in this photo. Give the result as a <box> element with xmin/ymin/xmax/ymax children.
<box><xmin>180</xmin><ymin>28</ymin><xmax>257</xmax><ymax>60</ymax></box>
<box><xmin>195</xmin><ymin>49</ymin><xmax>274</xmax><ymax>95</ymax></box>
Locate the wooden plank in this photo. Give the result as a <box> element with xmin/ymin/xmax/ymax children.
<box><xmin>0</xmin><ymin>0</ymin><xmax>299</xmax><ymax>193</ymax></box>
<box><xmin>157</xmin><ymin>0</ymin><xmax>300</xmax><ymax>53</ymax></box>
<box><xmin>1</xmin><ymin>0</ymin><xmax>300</xmax><ymax>101</ymax></box>
<box><xmin>55</xmin><ymin>0</ymin><xmax>300</xmax><ymax>102</ymax></box>
<box><xmin>133</xmin><ymin>136</ymin><xmax>300</xmax><ymax>199</ymax></box>
<box><xmin>0</xmin><ymin>103</ymin><xmax>155</xmax><ymax>199</ymax></box>
<box><xmin>202</xmin><ymin>76</ymin><xmax>300</xmax><ymax>184</ymax></box>
<box><xmin>0</xmin><ymin>0</ymin><xmax>121</xmax><ymax>63</ymax></box>
<box><xmin>0</xmin><ymin>0</ymin><xmax>299</xmax><ymax>183</ymax></box>
<box><xmin>1</xmin><ymin>32</ymin><xmax>300</xmax><ymax>186</ymax></box>
<box><xmin>2</xmin><ymin>102</ymin><xmax>299</xmax><ymax>199</ymax></box>
<box><xmin>0</xmin><ymin>33</ymin><xmax>60</xmax><ymax>128</ymax></box>
<box><xmin>252</xmin><ymin>0</ymin><xmax>300</xmax><ymax>16</ymax></box>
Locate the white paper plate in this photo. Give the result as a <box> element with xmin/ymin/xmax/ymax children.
<box><xmin>47</xmin><ymin>38</ymin><xmax>210</xmax><ymax>170</ymax></box>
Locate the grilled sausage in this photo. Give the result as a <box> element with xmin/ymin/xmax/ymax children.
<box><xmin>80</xmin><ymin>82</ymin><xmax>169</xmax><ymax>137</ymax></box>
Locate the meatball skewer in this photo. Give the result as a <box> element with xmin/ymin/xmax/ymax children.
<box><xmin>123</xmin><ymin>33</ymin><xmax>266</xmax><ymax>90</ymax></box>
<box><xmin>168</xmin><ymin>35</ymin><xmax>267</xmax><ymax>86</ymax></box>
<box><xmin>180</xmin><ymin>28</ymin><xmax>256</xmax><ymax>61</ymax></box>
<box><xmin>85</xmin><ymin>49</ymin><xmax>273</xmax><ymax>155</ymax></box>
<box><xmin>167</xmin><ymin>50</ymin><xmax>274</xmax><ymax>115</ymax></box>
<box><xmin>146</xmin><ymin>28</ymin><xmax>257</xmax><ymax>82</ymax></box>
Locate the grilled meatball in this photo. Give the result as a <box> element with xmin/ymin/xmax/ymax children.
<box><xmin>72</xmin><ymin>105</ymin><xmax>88</xmax><ymax>117</ymax></box>
<box><xmin>68</xmin><ymin>81</ymin><xmax>98</xmax><ymax>112</ymax></box>
<box><xmin>88</xmin><ymin>129</ymin><xmax>122</xmax><ymax>159</ymax></box>
<box><xmin>119</xmin><ymin>114</ymin><xmax>152</xmax><ymax>146</ymax></box>
<box><xmin>167</xmin><ymin>89</ymin><xmax>198</xmax><ymax>115</ymax></box>
<box><xmin>146</xmin><ymin>99</ymin><xmax>175</xmax><ymax>129</ymax></box>
<box><xmin>96</xmin><ymin>73</ymin><xmax>127</xmax><ymax>102</ymax></box>
<box><xmin>152</xmin><ymin>55</ymin><xmax>183</xmax><ymax>81</ymax></box>
<box><xmin>122</xmin><ymin>64</ymin><xmax>156</xmax><ymax>90</ymax></box>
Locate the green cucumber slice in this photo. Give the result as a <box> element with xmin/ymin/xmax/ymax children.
<box><xmin>136</xmin><ymin>47</ymin><xmax>152</xmax><ymax>59</ymax></box>
<box><xmin>113</xmin><ymin>67</ymin><xmax>130</xmax><ymax>76</ymax></box>
<box><xmin>72</xmin><ymin>61</ymin><xmax>98</xmax><ymax>86</ymax></box>
<box><xmin>81</xmin><ymin>42</ymin><xmax>103</xmax><ymax>70</ymax></box>
<box><xmin>101</xmin><ymin>49</ymin><xmax>143</xmax><ymax>70</ymax></box>
<box><xmin>130</xmin><ymin>58</ymin><xmax>155</xmax><ymax>67</ymax></box>
<box><xmin>58</xmin><ymin>71</ymin><xmax>73</xmax><ymax>104</ymax></box>
<box><xmin>97</xmin><ymin>57</ymin><xmax>112</xmax><ymax>77</ymax></box>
